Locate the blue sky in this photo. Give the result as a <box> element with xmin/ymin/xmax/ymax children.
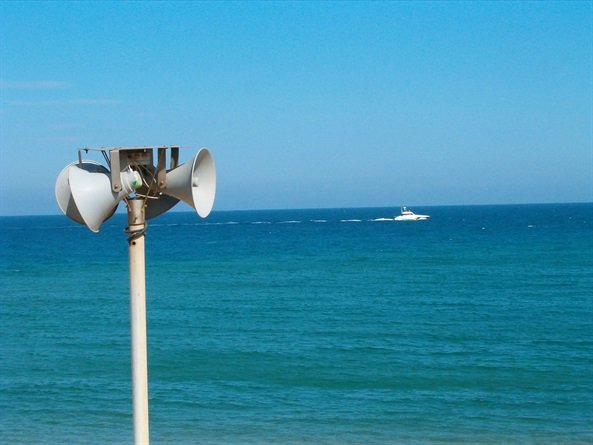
<box><xmin>0</xmin><ymin>1</ymin><xmax>591</xmax><ymax>216</ymax></box>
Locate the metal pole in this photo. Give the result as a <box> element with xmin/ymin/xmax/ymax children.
<box><xmin>127</xmin><ymin>199</ymin><xmax>150</xmax><ymax>445</ymax></box>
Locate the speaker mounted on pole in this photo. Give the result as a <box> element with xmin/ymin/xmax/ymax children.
<box><xmin>55</xmin><ymin>146</ymin><xmax>217</xmax><ymax>230</ymax></box>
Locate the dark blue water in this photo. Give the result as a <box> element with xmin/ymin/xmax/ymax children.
<box><xmin>1</xmin><ymin>204</ymin><xmax>592</xmax><ymax>444</ymax></box>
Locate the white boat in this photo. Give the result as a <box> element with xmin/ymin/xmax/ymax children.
<box><xmin>394</xmin><ymin>207</ymin><xmax>430</xmax><ymax>221</ymax></box>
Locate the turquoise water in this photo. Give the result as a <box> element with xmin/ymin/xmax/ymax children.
<box><xmin>1</xmin><ymin>203</ymin><xmax>592</xmax><ymax>444</ymax></box>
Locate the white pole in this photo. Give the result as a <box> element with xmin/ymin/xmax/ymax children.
<box><xmin>127</xmin><ymin>199</ymin><xmax>150</xmax><ymax>445</ymax></box>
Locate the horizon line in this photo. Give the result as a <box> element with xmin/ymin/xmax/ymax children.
<box><xmin>1</xmin><ymin>201</ymin><xmax>591</xmax><ymax>218</ymax></box>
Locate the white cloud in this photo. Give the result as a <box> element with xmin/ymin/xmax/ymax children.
<box><xmin>34</xmin><ymin>135</ymin><xmax>82</xmax><ymax>143</ymax></box>
<box><xmin>0</xmin><ymin>80</ymin><xmax>70</xmax><ymax>89</ymax></box>
<box><xmin>9</xmin><ymin>99</ymin><xmax>121</xmax><ymax>106</ymax></box>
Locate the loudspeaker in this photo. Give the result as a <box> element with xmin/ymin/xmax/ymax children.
<box><xmin>68</xmin><ymin>164</ymin><xmax>142</xmax><ymax>233</ymax></box>
<box><xmin>144</xmin><ymin>194</ymin><xmax>179</xmax><ymax>220</ymax></box>
<box><xmin>55</xmin><ymin>161</ymin><xmax>110</xmax><ymax>225</ymax></box>
<box><xmin>162</xmin><ymin>148</ymin><xmax>216</xmax><ymax>217</ymax></box>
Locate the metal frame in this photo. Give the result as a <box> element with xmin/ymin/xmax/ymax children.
<box><xmin>76</xmin><ymin>146</ymin><xmax>186</xmax><ymax>193</ymax></box>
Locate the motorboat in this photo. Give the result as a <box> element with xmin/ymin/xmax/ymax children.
<box><xmin>394</xmin><ymin>207</ymin><xmax>430</xmax><ymax>221</ymax></box>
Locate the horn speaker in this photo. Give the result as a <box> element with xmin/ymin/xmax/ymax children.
<box><xmin>162</xmin><ymin>148</ymin><xmax>216</xmax><ymax>217</ymax></box>
<box><xmin>144</xmin><ymin>194</ymin><xmax>179</xmax><ymax>220</ymax></box>
<box><xmin>55</xmin><ymin>160</ymin><xmax>110</xmax><ymax>226</ymax></box>
<box><xmin>67</xmin><ymin>164</ymin><xmax>142</xmax><ymax>233</ymax></box>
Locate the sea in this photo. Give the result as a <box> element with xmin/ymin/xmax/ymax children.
<box><xmin>1</xmin><ymin>203</ymin><xmax>592</xmax><ymax>445</ymax></box>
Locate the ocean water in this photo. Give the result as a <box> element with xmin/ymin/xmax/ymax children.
<box><xmin>1</xmin><ymin>203</ymin><xmax>592</xmax><ymax>445</ymax></box>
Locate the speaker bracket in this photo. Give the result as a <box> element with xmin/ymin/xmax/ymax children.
<box><xmin>110</xmin><ymin>149</ymin><xmax>122</xmax><ymax>192</ymax></box>
<box><xmin>171</xmin><ymin>146</ymin><xmax>179</xmax><ymax>169</ymax></box>
<box><xmin>156</xmin><ymin>146</ymin><xmax>180</xmax><ymax>191</ymax></box>
<box><xmin>157</xmin><ymin>147</ymin><xmax>167</xmax><ymax>190</ymax></box>
<box><xmin>109</xmin><ymin>148</ymin><xmax>155</xmax><ymax>193</ymax></box>
<box><xmin>73</xmin><ymin>146</ymin><xmax>197</xmax><ymax>194</ymax></box>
